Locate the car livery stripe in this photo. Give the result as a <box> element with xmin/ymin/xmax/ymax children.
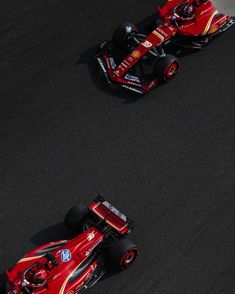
<box><xmin>59</xmin><ymin>265</ymin><xmax>80</xmax><ymax>294</ymax></box>
<box><xmin>152</xmin><ymin>30</ymin><xmax>165</xmax><ymax>44</ymax></box>
<box><xmin>17</xmin><ymin>255</ymin><xmax>44</xmax><ymax>263</ymax></box>
<box><xmin>59</xmin><ymin>255</ymin><xmax>92</xmax><ymax>294</ymax></box>
<box><xmin>202</xmin><ymin>10</ymin><xmax>218</xmax><ymax>35</ymax></box>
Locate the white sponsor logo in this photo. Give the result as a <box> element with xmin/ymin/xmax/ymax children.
<box><xmin>122</xmin><ymin>85</ymin><xmax>143</xmax><ymax>94</ymax></box>
<box><xmin>87</xmin><ymin>231</ymin><xmax>95</xmax><ymax>241</ymax></box>
<box><xmin>121</xmin><ymin>62</ymin><xmax>128</xmax><ymax>69</ymax></box>
<box><xmin>109</xmin><ymin>57</ymin><xmax>116</xmax><ymax>69</ymax></box>
<box><xmin>97</xmin><ymin>58</ymin><xmax>107</xmax><ymax>73</ymax></box>
<box><xmin>142</xmin><ymin>40</ymin><xmax>152</xmax><ymax>48</ymax></box>
<box><xmin>125</xmin><ymin>74</ymin><xmax>140</xmax><ymax>83</ymax></box>
<box><xmin>60</xmin><ymin>249</ymin><xmax>72</xmax><ymax>262</ymax></box>
<box><xmin>114</xmin><ymin>69</ymin><xmax>120</xmax><ymax>77</ymax></box>
<box><xmin>91</xmin><ymin>264</ymin><xmax>97</xmax><ymax>271</ymax></box>
<box><xmin>157</xmin><ymin>28</ymin><xmax>168</xmax><ymax>37</ymax></box>
<box><xmin>103</xmin><ymin>201</ymin><xmax>127</xmax><ymax>221</ymax></box>
<box><xmin>127</xmin><ymin>81</ymin><xmax>141</xmax><ymax>87</ymax></box>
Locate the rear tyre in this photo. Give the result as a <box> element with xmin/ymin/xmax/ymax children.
<box><xmin>108</xmin><ymin>239</ymin><xmax>138</xmax><ymax>270</ymax></box>
<box><xmin>64</xmin><ymin>204</ymin><xmax>89</xmax><ymax>233</ymax></box>
<box><xmin>154</xmin><ymin>54</ymin><xmax>179</xmax><ymax>82</ymax></box>
<box><xmin>112</xmin><ymin>22</ymin><xmax>138</xmax><ymax>49</ymax></box>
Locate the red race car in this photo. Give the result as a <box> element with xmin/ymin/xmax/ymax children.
<box><xmin>4</xmin><ymin>196</ymin><xmax>138</xmax><ymax>293</ymax></box>
<box><xmin>96</xmin><ymin>0</ymin><xmax>235</xmax><ymax>94</ymax></box>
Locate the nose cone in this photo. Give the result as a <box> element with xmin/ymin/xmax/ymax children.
<box><xmin>212</xmin><ymin>0</ymin><xmax>235</xmax><ymax>15</ymax></box>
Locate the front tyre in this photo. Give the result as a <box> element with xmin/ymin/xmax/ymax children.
<box><xmin>154</xmin><ymin>54</ymin><xmax>179</xmax><ymax>82</ymax></box>
<box><xmin>112</xmin><ymin>22</ymin><xmax>138</xmax><ymax>50</ymax></box>
<box><xmin>108</xmin><ymin>239</ymin><xmax>138</xmax><ymax>270</ymax></box>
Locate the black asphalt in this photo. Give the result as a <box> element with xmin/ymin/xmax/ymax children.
<box><xmin>0</xmin><ymin>1</ymin><xmax>235</xmax><ymax>293</ymax></box>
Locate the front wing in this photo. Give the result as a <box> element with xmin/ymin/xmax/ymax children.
<box><xmin>95</xmin><ymin>42</ymin><xmax>158</xmax><ymax>95</ymax></box>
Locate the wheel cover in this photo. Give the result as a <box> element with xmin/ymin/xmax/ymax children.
<box><xmin>120</xmin><ymin>249</ymin><xmax>137</xmax><ymax>269</ymax></box>
<box><xmin>164</xmin><ymin>62</ymin><xmax>179</xmax><ymax>79</ymax></box>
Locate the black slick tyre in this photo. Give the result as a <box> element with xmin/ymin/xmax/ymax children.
<box><xmin>154</xmin><ymin>54</ymin><xmax>179</xmax><ymax>82</ymax></box>
<box><xmin>108</xmin><ymin>239</ymin><xmax>138</xmax><ymax>270</ymax></box>
<box><xmin>112</xmin><ymin>22</ymin><xmax>137</xmax><ymax>49</ymax></box>
<box><xmin>64</xmin><ymin>204</ymin><xmax>89</xmax><ymax>233</ymax></box>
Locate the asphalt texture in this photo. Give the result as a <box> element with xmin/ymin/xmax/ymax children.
<box><xmin>0</xmin><ymin>1</ymin><xmax>235</xmax><ymax>293</ymax></box>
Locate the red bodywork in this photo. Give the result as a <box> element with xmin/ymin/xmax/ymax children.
<box><xmin>5</xmin><ymin>198</ymin><xmax>133</xmax><ymax>294</ymax></box>
<box><xmin>6</xmin><ymin>230</ymin><xmax>104</xmax><ymax>294</ymax></box>
<box><xmin>97</xmin><ymin>0</ymin><xmax>234</xmax><ymax>94</ymax></box>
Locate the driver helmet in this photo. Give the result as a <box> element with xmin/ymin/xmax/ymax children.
<box><xmin>183</xmin><ymin>4</ymin><xmax>194</xmax><ymax>17</ymax></box>
<box><xmin>33</xmin><ymin>269</ymin><xmax>47</xmax><ymax>283</ymax></box>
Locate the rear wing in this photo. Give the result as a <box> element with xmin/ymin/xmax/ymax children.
<box><xmin>88</xmin><ymin>195</ymin><xmax>134</xmax><ymax>235</ymax></box>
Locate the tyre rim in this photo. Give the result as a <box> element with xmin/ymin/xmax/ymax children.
<box><xmin>165</xmin><ymin>62</ymin><xmax>178</xmax><ymax>79</ymax></box>
<box><xmin>120</xmin><ymin>249</ymin><xmax>137</xmax><ymax>269</ymax></box>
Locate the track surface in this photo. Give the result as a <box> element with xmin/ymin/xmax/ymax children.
<box><xmin>0</xmin><ymin>1</ymin><xmax>235</xmax><ymax>293</ymax></box>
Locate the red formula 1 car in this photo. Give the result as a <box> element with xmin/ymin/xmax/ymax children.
<box><xmin>4</xmin><ymin>196</ymin><xmax>138</xmax><ymax>293</ymax></box>
<box><xmin>96</xmin><ymin>0</ymin><xmax>235</xmax><ymax>94</ymax></box>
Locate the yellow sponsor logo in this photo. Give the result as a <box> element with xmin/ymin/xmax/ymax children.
<box><xmin>131</xmin><ymin>50</ymin><xmax>140</xmax><ymax>58</ymax></box>
<box><xmin>208</xmin><ymin>25</ymin><xmax>219</xmax><ymax>34</ymax></box>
